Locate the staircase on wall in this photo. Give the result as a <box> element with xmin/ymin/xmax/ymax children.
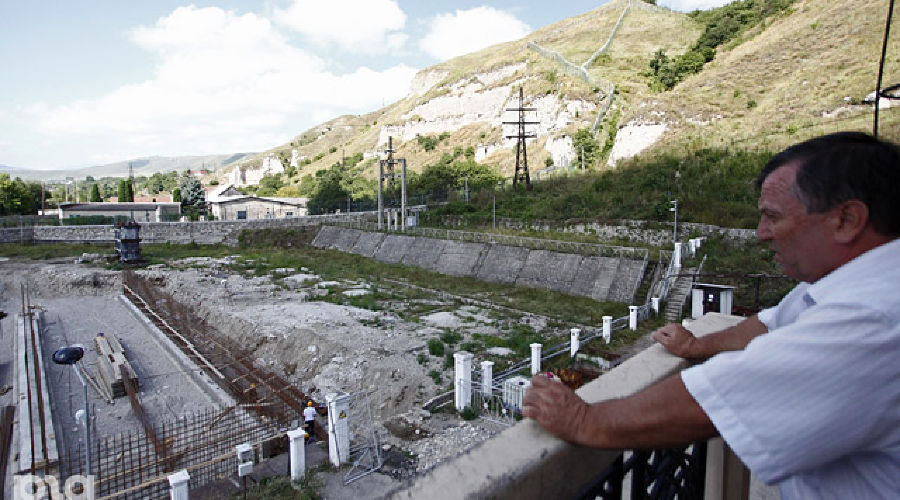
<box><xmin>664</xmin><ymin>268</ymin><xmax>696</xmax><ymax>322</ymax></box>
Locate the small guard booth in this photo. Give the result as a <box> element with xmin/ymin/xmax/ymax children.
<box><xmin>691</xmin><ymin>283</ymin><xmax>735</xmax><ymax>319</ymax></box>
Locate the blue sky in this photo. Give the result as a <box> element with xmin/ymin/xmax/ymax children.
<box><xmin>0</xmin><ymin>0</ymin><xmax>729</xmax><ymax>171</ymax></box>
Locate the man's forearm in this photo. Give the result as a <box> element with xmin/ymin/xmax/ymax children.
<box><xmin>573</xmin><ymin>374</ymin><xmax>718</xmax><ymax>449</ymax></box>
<box><xmin>689</xmin><ymin>315</ymin><xmax>767</xmax><ymax>360</ymax></box>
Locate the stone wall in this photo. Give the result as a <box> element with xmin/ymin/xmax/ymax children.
<box><xmin>0</xmin><ymin>215</ymin><xmax>358</xmax><ymax>246</ymax></box>
<box><xmin>436</xmin><ymin>216</ymin><xmax>756</xmax><ymax>246</ymax></box>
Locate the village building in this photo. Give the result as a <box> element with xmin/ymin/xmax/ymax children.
<box><xmin>207</xmin><ymin>183</ymin><xmax>307</xmax><ymax>221</ymax></box>
<box><xmin>58</xmin><ymin>202</ymin><xmax>182</xmax><ymax>222</ymax></box>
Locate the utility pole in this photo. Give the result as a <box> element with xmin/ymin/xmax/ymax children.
<box><xmin>378</xmin><ymin>136</ymin><xmax>407</xmax><ymax>230</ymax></box>
<box><xmin>670</xmin><ymin>199</ymin><xmax>678</xmax><ymax>245</ymax></box>
<box><xmin>492</xmin><ymin>195</ymin><xmax>496</xmax><ymax>230</ymax></box>
<box><xmin>503</xmin><ymin>87</ymin><xmax>538</xmax><ymax>188</ymax></box>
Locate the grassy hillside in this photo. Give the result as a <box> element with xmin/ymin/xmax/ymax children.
<box><xmin>635</xmin><ymin>0</ymin><xmax>900</xmax><ymax>153</ymax></box>
<box><xmin>222</xmin><ymin>0</ymin><xmax>699</xmax><ymax>182</ymax></box>
<box><xmin>218</xmin><ymin>0</ymin><xmax>898</xmax><ymax>229</ymax></box>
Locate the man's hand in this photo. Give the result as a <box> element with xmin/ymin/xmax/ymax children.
<box><xmin>522</xmin><ymin>374</ymin><xmax>592</xmax><ymax>444</ymax></box>
<box><xmin>652</xmin><ymin>323</ymin><xmax>698</xmax><ymax>359</ymax></box>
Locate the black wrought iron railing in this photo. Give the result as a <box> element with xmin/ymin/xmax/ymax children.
<box><xmin>578</xmin><ymin>442</ymin><xmax>708</xmax><ymax>500</ymax></box>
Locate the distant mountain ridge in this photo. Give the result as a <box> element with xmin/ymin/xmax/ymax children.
<box><xmin>0</xmin><ymin>153</ymin><xmax>253</xmax><ymax>182</ymax></box>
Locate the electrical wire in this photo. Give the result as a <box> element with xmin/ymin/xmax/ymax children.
<box><xmin>874</xmin><ymin>0</ymin><xmax>896</xmax><ymax>138</ymax></box>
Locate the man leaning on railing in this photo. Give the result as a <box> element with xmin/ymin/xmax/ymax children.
<box><xmin>523</xmin><ymin>132</ymin><xmax>900</xmax><ymax>499</ymax></box>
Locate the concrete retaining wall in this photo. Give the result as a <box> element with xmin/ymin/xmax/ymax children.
<box><xmin>312</xmin><ymin>226</ymin><xmax>645</xmax><ymax>303</ymax></box>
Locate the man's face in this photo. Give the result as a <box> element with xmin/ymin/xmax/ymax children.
<box><xmin>756</xmin><ymin>163</ymin><xmax>831</xmax><ymax>282</ymax></box>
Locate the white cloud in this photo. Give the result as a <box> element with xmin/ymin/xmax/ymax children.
<box><xmin>29</xmin><ymin>5</ymin><xmax>417</xmax><ymax>163</ymax></box>
<box><xmin>658</xmin><ymin>0</ymin><xmax>736</xmax><ymax>12</ymax></box>
<box><xmin>274</xmin><ymin>0</ymin><xmax>408</xmax><ymax>55</ymax></box>
<box><xmin>420</xmin><ymin>6</ymin><xmax>530</xmax><ymax>61</ymax></box>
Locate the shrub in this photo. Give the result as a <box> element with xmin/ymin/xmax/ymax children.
<box><xmin>427</xmin><ymin>338</ymin><xmax>445</xmax><ymax>356</ymax></box>
<box><xmin>440</xmin><ymin>331</ymin><xmax>462</xmax><ymax>345</ymax></box>
<box><xmin>460</xmin><ymin>406</ymin><xmax>480</xmax><ymax>420</ymax></box>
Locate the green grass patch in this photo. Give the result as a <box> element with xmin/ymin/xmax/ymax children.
<box><xmin>427</xmin><ymin>339</ymin><xmax>445</xmax><ymax>357</ymax></box>
<box><xmin>0</xmin><ymin>242</ymin><xmax>109</xmax><ymax>260</ymax></box>
<box><xmin>424</xmin><ymin>147</ymin><xmax>771</xmax><ymax>229</ymax></box>
<box><xmin>234</xmin><ymin>470</ymin><xmax>322</xmax><ymax>499</ymax></box>
<box><xmin>439</xmin><ymin>331</ymin><xmax>463</xmax><ymax>346</ymax></box>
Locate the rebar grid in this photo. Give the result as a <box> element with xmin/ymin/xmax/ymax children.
<box><xmin>53</xmin><ymin>270</ymin><xmax>313</xmax><ymax>498</ymax></box>
<box><xmin>121</xmin><ymin>271</ymin><xmax>308</xmax><ymax>421</ymax></box>
<box><xmin>60</xmin><ymin>406</ymin><xmax>286</xmax><ymax>499</ymax></box>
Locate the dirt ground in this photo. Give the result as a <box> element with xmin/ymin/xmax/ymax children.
<box><xmin>2</xmin><ymin>254</ymin><xmax>584</xmax><ymax>497</ymax></box>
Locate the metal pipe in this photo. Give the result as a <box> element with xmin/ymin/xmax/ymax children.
<box><xmin>72</xmin><ymin>363</ymin><xmax>92</xmax><ymax>476</ymax></box>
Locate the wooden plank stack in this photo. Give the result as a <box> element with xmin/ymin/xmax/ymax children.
<box><xmin>95</xmin><ymin>333</ymin><xmax>139</xmax><ymax>399</ymax></box>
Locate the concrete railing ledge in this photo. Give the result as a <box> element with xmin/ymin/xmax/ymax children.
<box><xmin>387</xmin><ymin>313</ymin><xmax>744</xmax><ymax>499</ymax></box>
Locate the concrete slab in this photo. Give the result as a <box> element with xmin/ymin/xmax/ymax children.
<box><xmin>585</xmin><ymin>256</ymin><xmax>622</xmax><ymax>302</ymax></box>
<box><xmin>474</xmin><ymin>245</ymin><xmax>529</xmax><ymax>284</ymax></box>
<box><xmin>349</xmin><ymin>231</ymin><xmax>386</xmax><ymax>258</ymax></box>
<box><xmin>401</xmin><ymin>237</ymin><xmax>445</xmax><ymax>270</ymax></box>
<box><xmin>330</xmin><ymin>228</ymin><xmax>363</xmax><ymax>252</ymax></box>
<box><xmin>608</xmin><ymin>259</ymin><xmax>645</xmax><ymax>303</ymax></box>
<box><xmin>310</xmin><ymin>225</ymin><xmax>343</xmax><ymax>249</ymax></box>
<box><xmin>374</xmin><ymin>235</ymin><xmax>416</xmax><ymax>264</ymax></box>
<box><xmin>515</xmin><ymin>250</ymin><xmax>583</xmax><ymax>294</ymax></box>
<box><xmin>433</xmin><ymin>241</ymin><xmax>486</xmax><ymax>277</ymax></box>
<box><xmin>569</xmin><ymin>256</ymin><xmax>611</xmax><ymax>300</ymax></box>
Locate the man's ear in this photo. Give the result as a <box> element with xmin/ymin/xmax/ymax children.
<box><xmin>830</xmin><ymin>200</ymin><xmax>869</xmax><ymax>243</ymax></box>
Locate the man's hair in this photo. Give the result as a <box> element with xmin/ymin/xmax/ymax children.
<box><xmin>757</xmin><ymin>132</ymin><xmax>900</xmax><ymax>236</ymax></box>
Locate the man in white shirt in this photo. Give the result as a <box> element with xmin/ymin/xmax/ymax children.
<box><xmin>523</xmin><ymin>132</ymin><xmax>900</xmax><ymax>498</ymax></box>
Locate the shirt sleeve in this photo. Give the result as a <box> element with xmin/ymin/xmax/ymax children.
<box><xmin>756</xmin><ymin>283</ymin><xmax>809</xmax><ymax>331</ymax></box>
<box><xmin>682</xmin><ymin>302</ymin><xmax>897</xmax><ymax>483</ymax></box>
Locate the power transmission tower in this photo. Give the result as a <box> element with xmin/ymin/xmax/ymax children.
<box><xmin>503</xmin><ymin>87</ymin><xmax>538</xmax><ymax>187</ymax></box>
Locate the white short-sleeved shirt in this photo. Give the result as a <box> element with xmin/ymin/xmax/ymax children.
<box><xmin>682</xmin><ymin>238</ymin><xmax>900</xmax><ymax>499</ymax></box>
<box><xmin>303</xmin><ymin>406</ymin><xmax>317</xmax><ymax>422</ymax></box>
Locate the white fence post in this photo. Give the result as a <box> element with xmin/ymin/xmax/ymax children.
<box><xmin>168</xmin><ymin>469</ymin><xmax>190</xmax><ymax>500</ymax></box>
<box><xmin>530</xmin><ymin>343</ymin><xmax>543</xmax><ymax>375</ymax></box>
<box><xmin>326</xmin><ymin>392</ymin><xmax>352</xmax><ymax>467</ymax></box>
<box><xmin>454</xmin><ymin>351</ymin><xmax>473</xmax><ymax>411</ymax></box>
<box><xmin>629</xmin><ymin>306</ymin><xmax>639</xmax><ymax>331</ymax></box>
<box><xmin>673</xmin><ymin>242</ymin><xmax>683</xmax><ymax>269</ymax></box>
<box><xmin>570</xmin><ymin>328</ymin><xmax>581</xmax><ymax>358</ymax></box>
<box><xmin>602</xmin><ymin>315</ymin><xmax>612</xmax><ymax>344</ymax></box>
<box><xmin>651</xmin><ymin>297</ymin><xmax>661</xmax><ymax>315</ymax></box>
<box><xmin>480</xmin><ymin>361</ymin><xmax>494</xmax><ymax>397</ymax></box>
<box><xmin>287</xmin><ymin>428</ymin><xmax>306</xmax><ymax>481</ymax></box>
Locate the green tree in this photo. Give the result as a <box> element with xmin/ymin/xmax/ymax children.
<box><xmin>172</xmin><ymin>188</ymin><xmax>182</xmax><ymax>202</ymax></box>
<box><xmin>89</xmin><ymin>184</ymin><xmax>101</xmax><ymax>202</ymax></box>
<box><xmin>178</xmin><ymin>175</ymin><xmax>205</xmax><ymax>219</ymax></box>
<box><xmin>306</xmin><ymin>165</ymin><xmax>348</xmax><ymax>214</ymax></box>
<box><xmin>256</xmin><ymin>174</ymin><xmax>284</xmax><ymax>197</ymax></box>
<box><xmin>117</xmin><ymin>179</ymin><xmax>134</xmax><ymax>202</ymax></box>
<box><xmin>0</xmin><ymin>174</ymin><xmax>44</xmax><ymax>215</ymax></box>
<box><xmin>572</xmin><ymin>128</ymin><xmax>601</xmax><ymax>169</ymax></box>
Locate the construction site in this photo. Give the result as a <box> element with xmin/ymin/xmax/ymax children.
<box><xmin>0</xmin><ymin>219</ymin><xmax>684</xmax><ymax>499</ymax></box>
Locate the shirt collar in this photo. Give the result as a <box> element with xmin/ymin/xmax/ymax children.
<box><xmin>805</xmin><ymin>237</ymin><xmax>900</xmax><ymax>303</ymax></box>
